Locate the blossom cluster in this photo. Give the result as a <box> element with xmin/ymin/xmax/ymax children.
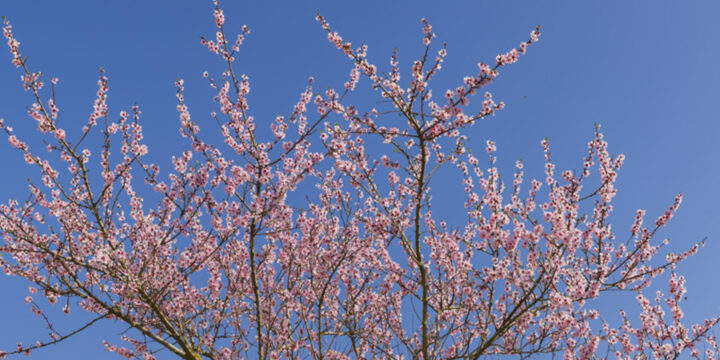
<box><xmin>0</xmin><ymin>4</ymin><xmax>716</xmax><ymax>360</ymax></box>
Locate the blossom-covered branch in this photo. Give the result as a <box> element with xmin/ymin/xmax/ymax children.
<box><xmin>0</xmin><ymin>4</ymin><xmax>717</xmax><ymax>360</ymax></box>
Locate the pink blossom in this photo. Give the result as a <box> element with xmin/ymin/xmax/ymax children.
<box><xmin>0</xmin><ymin>5</ymin><xmax>713</xmax><ymax>360</ymax></box>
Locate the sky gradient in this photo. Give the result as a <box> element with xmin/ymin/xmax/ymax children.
<box><xmin>0</xmin><ymin>1</ymin><xmax>718</xmax><ymax>358</ymax></box>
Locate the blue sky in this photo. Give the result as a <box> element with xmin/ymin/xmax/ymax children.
<box><xmin>0</xmin><ymin>1</ymin><xmax>718</xmax><ymax>358</ymax></box>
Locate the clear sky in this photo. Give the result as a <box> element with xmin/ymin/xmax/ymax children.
<box><xmin>0</xmin><ymin>1</ymin><xmax>718</xmax><ymax>358</ymax></box>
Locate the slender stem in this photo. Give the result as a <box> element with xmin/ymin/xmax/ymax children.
<box><xmin>415</xmin><ymin>137</ymin><xmax>430</xmax><ymax>360</ymax></box>
<box><xmin>249</xmin><ymin>179</ymin><xmax>266</xmax><ymax>360</ymax></box>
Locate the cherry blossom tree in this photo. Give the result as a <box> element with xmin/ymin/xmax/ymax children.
<box><xmin>1</xmin><ymin>3</ymin><xmax>718</xmax><ymax>360</ymax></box>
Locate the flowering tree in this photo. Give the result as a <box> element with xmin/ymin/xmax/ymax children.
<box><xmin>0</xmin><ymin>3</ymin><xmax>718</xmax><ymax>360</ymax></box>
